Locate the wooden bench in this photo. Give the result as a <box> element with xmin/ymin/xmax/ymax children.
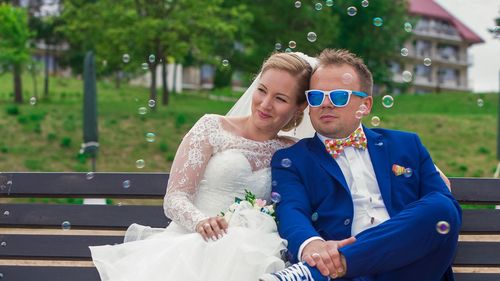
<box><xmin>0</xmin><ymin>173</ymin><xmax>499</xmax><ymax>281</ymax></box>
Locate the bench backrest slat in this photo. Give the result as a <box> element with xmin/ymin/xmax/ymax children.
<box><xmin>0</xmin><ymin>204</ymin><xmax>170</xmax><ymax>229</ymax></box>
<box><xmin>450</xmin><ymin>178</ymin><xmax>500</xmax><ymax>204</ymax></box>
<box><xmin>460</xmin><ymin>209</ymin><xmax>500</xmax><ymax>233</ymax></box>
<box><xmin>0</xmin><ymin>173</ymin><xmax>168</xmax><ymax>198</ymax></box>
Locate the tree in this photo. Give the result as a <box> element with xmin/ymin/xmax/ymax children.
<box><xmin>0</xmin><ymin>3</ymin><xmax>31</xmax><ymax>103</ymax></box>
<box><xmin>29</xmin><ymin>14</ymin><xmax>66</xmax><ymax>99</ymax></box>
<box><xmin>221</xmin><ymin>1</ymin><xmax>409</xmax><ymax>91</ymax></box>
<box><xmin>59</xmin><ymin>0</ymin><xmax>251</xmax><ymax>106</ymax></box>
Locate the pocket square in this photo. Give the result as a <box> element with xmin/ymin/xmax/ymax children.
<box><xmin>392</xmin><ymin>164</ymin><xmax>406</xmax><ymax>176</ymax></box>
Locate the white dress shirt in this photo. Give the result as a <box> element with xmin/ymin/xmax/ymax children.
<box><xmin>298</xmin><ymin>125</ymin><xmax>390</xmax><ymax>261</ymax></box>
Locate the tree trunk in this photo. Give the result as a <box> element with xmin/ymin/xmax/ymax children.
<box><xmin>172</xmin><ymin>63</ymin><xmax>177</xmax><ymax>95</ymax></box>
<box><xmin>150</xmin><ymin>62</ymin><xmax>157</xmax><ymax>110</ymax></box>
<box><xmin>32</xmin><ymin>64</ymin><xmax>38</xmax><ymax>99</ymax></box>
<box><xmin>161</xmin><ymin>57</ymin><xmax>169</xmax><ymax>105</ymax></box>
<box><xmin>115</xmin><ymin>71</ymin><xmax>121</xmax><ymax>89</ymax></box>
<box><xmin>44</xmin><ymin>47</ymin><xmax>50</xmax><ymax>99</ymax></box>
<box><xmin>13</xmin><ymin>63</ymin><xmax>23</xmax><ymax>104</ymax></box>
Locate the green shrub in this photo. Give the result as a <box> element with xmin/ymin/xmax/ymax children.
<box><xmin>17</xmin><ymin>115</ymin><xmax>28</xmax><ymax>124</ymax></box>
<box><xmin>166</xmin><ymin>153</ymin><xmax>175</xmax><ymax>161</ymax></box>
<box><xmin>175</xmin><ymin>113</ymin><xmax>186</xmax><ymax>129</ymax></box>
<box><xmin>0</xmin><ymin>146</ymin><xmax>8</xmax><ymax>153</ymax></box>
<box><xmin>6</xmin><ymin>105</ymin><xmax>20</xmax><ymax>115</ymax></box>
<box><xmin>24</xmin><ymin>159</ymin><xmax>44</xmax><ymax>170</ymax></box>
<box><xmin>29</xmin><ymin>112</ymin><xmax>45</xmax><ymax>121</ymax></box>
<box><xmin>477</xmin><ymin>146</ymin><xmax>490</xmax><ymax>154</ymax></box>
<box><xmin>159</xmin><ymin>142</ymin><xmax>169</xmax><ymax>152</ymax></box>
<box><xmin>47</xmin><ymin>132</ymin><xmax>57</xmax><ymax>141</ymax></box>
<box><xmin>33</xmin><ymin>123</ymin><xmax>42</xmax><ymax>134</ymax></box>
<box><xmin>60</xmin><ymin>137</ymin><xmax>72</xmax><ymax>148</ymax></box>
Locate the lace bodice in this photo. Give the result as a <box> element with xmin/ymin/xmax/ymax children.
<box><xmin>164</xmin><ymin>114</ymin><xmax>293</xmax><ymax>232</ymax></box>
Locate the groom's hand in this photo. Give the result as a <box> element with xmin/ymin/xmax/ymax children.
<box><xmin>302</xmin><ymin>237</ymin><xmax>356</xmax><ymax>278</ymax></box>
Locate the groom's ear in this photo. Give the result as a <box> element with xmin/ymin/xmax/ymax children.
<box><xmin>363</xmin><ymin>96</ymin><xmax>373</xmax><ymax>115</ymax></box>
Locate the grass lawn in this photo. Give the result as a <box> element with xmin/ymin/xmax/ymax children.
<box><xmin>0</xmin><ymin>73</ymin><xmax>498</xmax><ymax>178</ymax></box>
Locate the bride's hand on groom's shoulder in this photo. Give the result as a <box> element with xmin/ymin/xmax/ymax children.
<box><xmin>195</xmin><ymin>216</ymin><xmax>228</xmax><ymax>242</ymax></box>
<box><xmin>302</xmin><ymin>237</ymin><xmax>356</xmax><ymax>279</ymax></box>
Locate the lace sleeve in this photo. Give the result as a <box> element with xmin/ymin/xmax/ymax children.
<box><xmin>163</xmin><ymin>114</ymin><xmax>219</xmax><ymax>232</ymax></box>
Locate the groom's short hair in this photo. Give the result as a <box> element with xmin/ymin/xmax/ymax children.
<box><xmin>315</xmin><ymin>49</ymin><xmax>373</xmax><ymax>96</ymax></box>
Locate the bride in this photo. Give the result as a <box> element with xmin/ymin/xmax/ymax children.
<box><xmin>89</xmin><ymin>51</ymin><xmax>317</xmax><ymax>281</ymax></box>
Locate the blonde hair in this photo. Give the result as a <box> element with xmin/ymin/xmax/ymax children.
<box><xmin>260</xmin><ymin>52</ymin><xmax>312</xmax><ymax>131</ymax></box>
<box><xmin>315</xmin><ymin>49</ymin><xmax>373</xmax><ymax>96</ymax></box>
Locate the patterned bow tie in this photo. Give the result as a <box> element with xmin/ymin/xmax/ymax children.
<box><xmin>325</xmin><ymin>128</ymin><xmax>367</xmax><ymax>159</ymax></box>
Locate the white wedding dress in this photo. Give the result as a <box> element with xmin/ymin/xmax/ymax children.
<box><xmin>90</xmin><ymin>114</ymin><xmax>294</xmax><ymax>281</ymax></box>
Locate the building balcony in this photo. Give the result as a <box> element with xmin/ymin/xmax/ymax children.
<box><xmin>413</xmin><ymin>28</ymin><xmax>462</xmax><ymax>43</ymax></box>
<box><xmin>392</xmin><ymin>73</ymin><xmax>470</xmax><ymax>92</ymax></box>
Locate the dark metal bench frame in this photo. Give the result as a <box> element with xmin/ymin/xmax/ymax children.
<box><xmin>0</xmin><ymin>173</ymin><xmax>499</xmax><ymax>281</ymax></box>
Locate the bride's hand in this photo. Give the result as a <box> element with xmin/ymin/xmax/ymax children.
<box><xmin>196</xmin><ymin>216</ymin><xmax>228</xmax><ymax>241</ymax></box>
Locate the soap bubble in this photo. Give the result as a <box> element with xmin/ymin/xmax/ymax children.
<box><xmin>423</xmin><ymin>58</ymin><xmax>432</xmax><ymax>66</ymax></box>
<box><xmin>436</xmin><ymin>221</ymin><xmax>450</xmax><ymax>234</ymax></box>
<box><xmin>61</xmin><ymin>221</ymin><xmax>71</xmax><ymax>231</ymax></box>
<box><xmin>373</xmin><ymin>17</ymin><xmax>383</xmax><ymax>27</ymax></box>
<box><xmin>307</xmin><ymin>32</ymin><xmax>317</xmax><ymax>42</ymax></box>
<box><xmin>347</xmin><ymin>6</ymin><xmax>357</xmax><ymax>16</ymax></box>
<box><xmin>371</xmin><ymin>116</ymin><xmax>380</xmax><ymax>127</ymax></box>
<box><xmin>29</xmin><ymin>97</ymin><xmax>37</xmax><ymax>106</ymax></box>
<box><xmin>315</xmin><ymin>3</ymin><xmax>323</xmax><ymax>11</ymax></box>
<box><xmin>401</xmin><ymin>48</ymin><xmax>409</xmax><ymax>57</ymax></box>
<box><xmin>294</xmin><ymin>1</ymin><xmax>301</xmax><ymax>8</ymax></box>
<box><xmin>135</xmin><ymin>159</ymin><xmax>145</xmax><ymax>169</ymax></box>
<box><xmin>122</xmin><ymin>180</ymin><xmax>131</xmax><ymax>189</ymax></box>
<box><xmin>138</xmin><ymin>107</ymin><xmax>147</xmax><ymax>115</ymax></box>
<box><xmin>122</xmin><ymin>54</ymin><xmax>130</xmax><ymax>63</ymax></box>
<box><xmin>404</xmin><ymin>168</ymin><xmax>413</xmax><ymax>178</ymax></box>
<box><xmin>311</xmin><ymin>212</ymin><xmax>319</xmax><ymax>221</ymax></box>
<box><xmin>148</xmin><ymin>54</ymin><xmax>155</xmax><ymax>63</ymax></box>
<box><xmin>86</xmin><ymin>172</ymin><xmax>95</xmax><ymax>180</ymax></box>
<box><xmin>271</xmin><ymin>192</ymin><xmax>282</xmax><ymax>203</ymax></box>
<box><xmin>404</xmin><ymin>22</ymin><xmax>413</xmax><ymax>33</ymax></box>
<box><xmin>275</xmin><ymin>43</ymin><xmax>282</xmax><ymax>50</ymax></box>
<box><xmin>146</xmin><ymin>132</ymin><xmax>156</xmax><ymax>142</ymax></box>
<box><xmin>288</xmin><ymin>41</ymin><xmax>297</xmax><ymax>49</ymax></box>
<box><xmin>382</xmin><ymin>95</ymin><xmax>394</xmax><ymax>108</ymax></box>
<box><xmin>222</xmin><ymin>59</ymin><xmax>229</xmax><ymax>67</ymax></box>
<box><xmin>361</xmin><ymin>0</ymin><xmax>369</xmax><ymax>8</ymax></box>
<box><xmin>402</xmin><ymin>71</ymin><xmax>413</xmax><ymax>82</ymax></box>
<box><xmin>281</xmin><ymin>158</ymin><xmax>292</xmax><ymax>168</ymax></box>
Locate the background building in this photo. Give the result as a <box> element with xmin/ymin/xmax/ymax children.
<box><xmin>391</xmin><ymin>0</ymin><xmax>484</xmax><ymax>94</ymax></box>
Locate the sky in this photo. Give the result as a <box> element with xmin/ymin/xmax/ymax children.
<box><xmin>436</xmin><ymin>0</ymin><xmax>500</xmax><ymax>93</ymax></box>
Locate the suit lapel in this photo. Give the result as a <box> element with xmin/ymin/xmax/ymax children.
<box><xmin>307</xmin><ymin>134</ymin><xmax>349</xmax><ymax>193</ymax></box>
<box><xmin>364</xmin><ymin>126</ymin><xmax>394</xmax><ymax>216</ymax></box>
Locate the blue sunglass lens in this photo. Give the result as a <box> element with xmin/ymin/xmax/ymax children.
<box><xmin>330</xmin><ymin>91</ymin><xmax>349</xmax><ymax>106</ymax></box>
<box><xmin>307</xmin><ymin>91</ymin><xmax>325</xmax><ymax>106</ymax></box>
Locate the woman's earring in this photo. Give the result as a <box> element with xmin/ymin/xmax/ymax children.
<box><xmin>293</xmin><ymin>116</ymin><xmax>297</xmax><ymax>136</ymax></box>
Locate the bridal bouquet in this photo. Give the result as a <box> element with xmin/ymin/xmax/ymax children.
<box><xmin>219</xmin><ymin>190</ymin><xmax>276</xmax><ymax>223</ymax></box>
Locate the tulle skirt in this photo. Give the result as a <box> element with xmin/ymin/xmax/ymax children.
<box><xmin>89</xmin><ymin>208</ymin><xmax>287</xmax><ymax>281</ymax></box>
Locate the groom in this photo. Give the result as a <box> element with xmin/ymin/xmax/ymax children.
<box><xmin>261</xmin><ymin>49</ymin><xmax>461</xmax><ymax>281</ymax></box>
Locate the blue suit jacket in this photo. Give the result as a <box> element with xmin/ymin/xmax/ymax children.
<box><xmin>271</xmin><ymin>126</ymin><xmax>460</xmax><ymax>280</ymax></box>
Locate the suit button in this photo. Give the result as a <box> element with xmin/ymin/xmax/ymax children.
<box><xmin>344</xmin><ymin>219</ymin><xmax>351</xmax><ymax>226</ymax></box>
